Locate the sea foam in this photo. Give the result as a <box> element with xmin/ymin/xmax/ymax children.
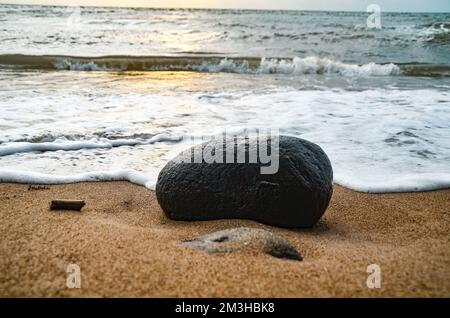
<box><xmin>1</xmin><ymin>68</ymin><xmax>449</xmax><ymax>194</ymax></box>
<box><xmin>0</xmin><ymin>134</ymin><xmax>182</xmax><ymax>157</ymax></box>
<box><xmin>0</xmin><ymin>169</ymin><xmax>156</xmax><ymax>190</ymax></box>
<box><xmin>334</xmin><ymin>172</ymin><xmax>450</xmax><ymax>193</ymax></box>
<box><xmin>1</xmin><ymin>169</ymin><xmax>449</xmax><ymax>194</ymax></box>
<box><xmin>258</xmin><ymin>57</ymin><xmax>401</xmax><ymax>76</ymax></box>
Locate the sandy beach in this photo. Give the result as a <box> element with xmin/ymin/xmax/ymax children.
<box><xmin>0</xmin><ymin>182</ymin><xmax>448</xmax><ymax>297</ymax></box>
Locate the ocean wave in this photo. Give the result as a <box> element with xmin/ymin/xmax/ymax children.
<box><xmin>413</xmin><ymin>22</ymin><xmax>450</xmax><ymax>45</ymax></box>
<box><xmin>0</xmin><ymin>133</ymin><xmax>182</xmax><ymax>157</ymax></box>
<box><xmin>396</xmin><ymin>63</ymin><xmax>450</xmax><ymax>77</ymax></box>
<box><xmin>258</xmin><ymin>57</ymin><xmax>400</xmax><ymax>76</ymax></box>
<box><xmin>0</xmin><ymin>54</ymin><xmax>412</xmax><ymax>76</ymax></box>
<box><xmin>424</xmin><ymin>31</ymin><xmax>450</xmax><ymax>45</ymax></box>
<box><xmin>54</xmin><ymin>60</ymin><xmax>114</xmax><ymax>71</ymax></box>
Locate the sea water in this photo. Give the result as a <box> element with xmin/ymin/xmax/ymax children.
<box><xmin>0</xmin><ymin>4</ymin><xmax>449</xmax><ymax>193</ymax></box>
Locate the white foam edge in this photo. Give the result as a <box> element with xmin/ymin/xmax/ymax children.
<box><xmin>0</xmin><ymin>133</ymin><xmax>182</xmax><ymax>157</ymax></box>
<box><xmin>1</xmin><ymin>169</ymin><xmax>450</xmax><ymax>194</ymax></box>
<box><xmin>0</xmin><ymin>169</ymin><xmax>156</xmax><ymax>190</ymax></box>
<box><xmin>334</xmin><ymin>172</ymin><xmax>450</xmax><ymax>193</ymax></box>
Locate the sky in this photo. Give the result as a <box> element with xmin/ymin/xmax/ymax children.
<box><xmin>0</xmin><ymin>0</ymin><xmax>449</xmax><ymax>12</ymax></box>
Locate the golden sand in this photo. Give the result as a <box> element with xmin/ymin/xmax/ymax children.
<box><xmin>0</xmin><ymin>182</ymin><xmax>449</xmax><ymax>297</ymax></box>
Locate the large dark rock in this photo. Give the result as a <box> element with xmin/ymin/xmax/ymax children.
<box><xmin>156</xmin><ymin>135</ymin><xmax>333</xmax><ymax>228</ymax></box>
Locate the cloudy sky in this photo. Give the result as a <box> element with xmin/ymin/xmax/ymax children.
<box><xmin>1</xmin><ymin>0</ymin><xmax>449</xmax><ymax>12</ymax></box>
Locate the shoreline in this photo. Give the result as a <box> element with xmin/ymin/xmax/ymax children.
<box><xmin>2</xmin><ymin>169</ymin><xmax>450</xmax><ymax>194</ymax></box>
<box><xmin>0</xmin><ymin>181</ymin><xmax>449</xmax><ymax>297</ymax></box>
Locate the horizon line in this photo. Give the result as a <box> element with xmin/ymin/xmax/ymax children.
<box><xmin>0</xmin><ymin>2</ymin><xmax>448</xmax><ymax>14</ymax></box>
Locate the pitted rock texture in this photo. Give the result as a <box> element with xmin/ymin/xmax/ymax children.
<box><xmin>156</xmin><ymin>135</ymin><xmax>333</xmax><ymax>228</ymax></box>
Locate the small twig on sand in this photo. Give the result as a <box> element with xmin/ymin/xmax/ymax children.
<box><xmin>50</xmin><ymin>200</ymin><xmax>85</xmax><ymax>211</ymax></box>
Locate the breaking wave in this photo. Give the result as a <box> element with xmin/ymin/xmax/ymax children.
<box><xmin>0</xmin><ymin>54</ymin><xmax>417</xmax><ymax>76</ymax></box>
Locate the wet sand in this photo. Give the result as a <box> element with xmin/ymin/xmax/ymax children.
<box><xmin>0</xmin><ymin>182</ymin><xmax>449</xmax><ymax>297</ymax></box>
